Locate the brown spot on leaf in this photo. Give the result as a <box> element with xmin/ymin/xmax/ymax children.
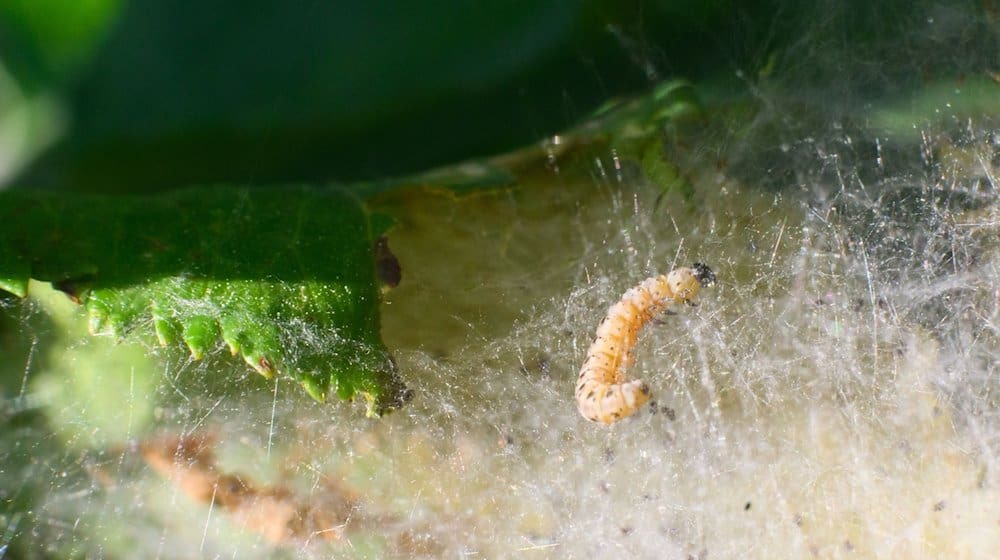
<box><xmin>257</xmin><ymin>355</ymin><xmax>274</xmax><ymax>374</ymax></box>
<box><xmin>53</xmin><ymin>278</ymin><xmax>91</xmax><ymax>304</ymax></box>
<box><xmin>375</xmin><ymin>235</ymin><xmax>402</xmax><ymax>288</ymax></box>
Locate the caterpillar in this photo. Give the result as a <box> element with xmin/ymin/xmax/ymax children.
<box><xmin>575</xmin><ymin>263</ymin><xmax>715</xmax><ymax>424</ymax></box>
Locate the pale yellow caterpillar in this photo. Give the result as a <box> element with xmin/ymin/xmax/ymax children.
<box><xmin>575</xmin><ymin>263</ymin><xmax>715</xmax><ymax>424</ymax></box>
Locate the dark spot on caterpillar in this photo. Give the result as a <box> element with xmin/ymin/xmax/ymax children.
<box><xmin>620</xmin><ymin>526</ymin><xmax>634</xmax><ymax>536</ymax></box>
<box><xmin>374</xmin><ymin>235</ymin><xmax>402</xmax><ymax>288</ymax></box>
<box><xmin>744</xmin><ymin>501</ymin><xmax>752</xmax><ymax>511</ymax></box>
<box><xmin>793</xmin><ymin>513</ymin><xmax>803</xmax><ymax>526</ymax></box>
<box><xmin>603</xmin><ymin>448</ymin><xmax>615</xmax><ymax>463</ymax></box>
<box><xmin>933</xmin><ymin>500</ymin><xmax>946</xmax><ymax>512</ymax></box>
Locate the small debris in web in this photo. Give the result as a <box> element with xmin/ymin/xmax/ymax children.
<box><xmin>137</xmin><ymin>432</ymin><xmax>443</xmax><ymax>554</ymax></box>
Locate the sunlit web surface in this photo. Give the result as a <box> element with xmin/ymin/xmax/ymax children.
<box><xmin>2</xmin><ymin>2</ymin><xmax>999</xmax><ymax>558</ymax></box>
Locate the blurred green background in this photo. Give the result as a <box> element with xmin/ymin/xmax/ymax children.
<box><xmin>1</xmin><ymin>0</ymin><xmax>994</xmax><ymax>190</ymax></box>
<box><xmin>0</xmin><ymin>0</ymin><xmax>822</xmax><ymax>192</ymax></box>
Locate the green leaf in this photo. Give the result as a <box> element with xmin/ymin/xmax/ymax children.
<box><xmin>0</xmin><ymin>185</ymin><xmax>409</xmax><ymax>415</ymax></box>
<box><xmin>642</xmin><ymin>138</ymin><xmax>695</xmax><ymax>202</ymax></box>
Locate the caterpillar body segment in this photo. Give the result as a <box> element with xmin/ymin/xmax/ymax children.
<box><xmin>575</xmin><ymin>263</ymin><xmax>715</xmax><ymax>424</ymax></box>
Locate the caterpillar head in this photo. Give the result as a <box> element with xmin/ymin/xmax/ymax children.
<box><xmin>667</xmin><ymin>262</ymin><xmax>715</xmax><ymax>303</ymax></box>
<box><xmin>692</xmin><ymin>262</ymin><xmax>716</xmax><ymax>287</ymax></box>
